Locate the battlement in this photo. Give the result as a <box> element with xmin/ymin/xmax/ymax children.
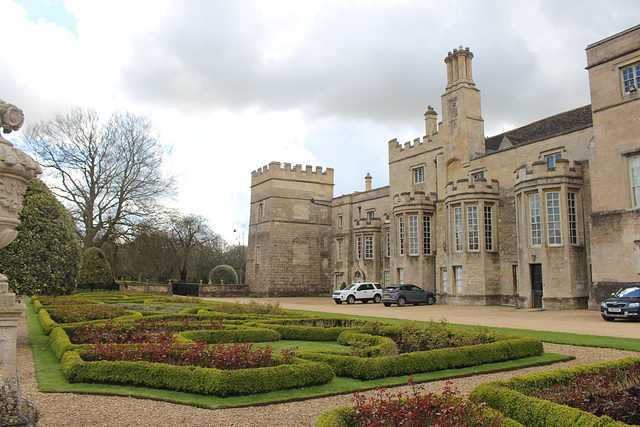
<box><xmin>392</xmin><ymin>190</ymin><xmax>437</xmax><ymax>207</ymax></box>
<box><xmin>388</xmin><ymin>134</ymin><xmax>439</xmax><ymax>163</ymax></box>
<box><xmin>514</xmin><ymin>158</ymin><xmax>584</xmax><ymax>184</ymax></box>
<box><xmin>445</xmin><ymin>177</ymin><xmax>500</xmax><ymax>197</ymax></box>
<box><xmin>251</xmin><ymin>161</ymin><xmax>334</xmax><ymax>186</ymax></box>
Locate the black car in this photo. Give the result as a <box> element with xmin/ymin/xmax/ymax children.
<box><xmin>601</xmin><ymin>285</ymin><xmax>640</xmax><ymax>321</ymax></box>
<box><xmin>381</xmin><ymin>284</ymin><xmax>436</xmax><ymax>307</ymax></box>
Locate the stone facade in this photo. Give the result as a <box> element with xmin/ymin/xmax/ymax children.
<box><xmin>246</xmin><ymin>25</ymin><xmax>640</xmax><ymax>309</ymax></box>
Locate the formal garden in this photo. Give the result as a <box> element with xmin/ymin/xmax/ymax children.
<box><xmin>22</xmin><ymin>292</ymin><xmax>640</xmax><ymax>426</ymax></box>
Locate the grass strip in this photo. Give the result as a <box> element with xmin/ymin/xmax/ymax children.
<box><xmin>25</xmin><ymin>302</ymin><xmax>570</xmax><ymax>409</ymax></box>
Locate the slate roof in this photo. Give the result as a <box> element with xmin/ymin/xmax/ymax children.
<box><xmin>484</xmin><ymin>105</ymin><xmax>593</xmax><ymax>153</ymax></box>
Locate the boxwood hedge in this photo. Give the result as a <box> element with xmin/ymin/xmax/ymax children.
<box><xmin>60</xmin><ymin>350</ymin><xmax>334</xmax><ymax>397</ymax></box>
<box><xmin>470</xmin><ymin>357</ymin><xmax>640</xmax><ymax>427</ymax></box>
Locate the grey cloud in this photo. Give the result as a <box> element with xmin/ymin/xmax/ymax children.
<box><xmin>120</xmin><ymin>0</ymin><xmax>640</xmax><ymax>134</ymax></box>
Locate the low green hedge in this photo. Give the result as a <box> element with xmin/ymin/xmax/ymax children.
<box><xmin>470</xmin><ymin>357</ymin><xmax>640</xmax><ymax>427</ymax></box>
<box><xmin>49</xmin><ymin>326</ymin><xmax>82</xmax><ymax>359</ymax></box>
<box><xmin>245</xmin><ymin>323</ymin><xmax>354</xmax><ymax>341</ymax></box>
<box><xmin>37</xmin><ymin>307</ymin><xmax>142</xmax><ymax>335</ymax></box>
<box><xmin>32</xmin><ymin>298</ymin><xmax>44</xmax><ymax>313</ymax></box>
<box><xmin>60</xmin><ymin>350</ymin><xmax>334</xmax><ymax>397</ymax></box>
<box><xmin>177</xmin><ymin>328</ymin><xmax>281</xmax><ymax>344</ymax></box>
<box><xmin>337</xmin><ymin>331</ymin><xmax>398</xmax><ymax>357</ymax></box>
<box><xmin>300</xmin><ymin>335</ymin><xmax>543</xmax><ymax>380</ymax></box>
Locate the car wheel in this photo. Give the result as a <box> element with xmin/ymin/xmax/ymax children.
<box><xmin>427</xmin><ymin>295</ymin><xmax>436</xmax><ymax>305</ymax></box>
<box><xmin>335</xmin><ymin>300</ymin><xmax>342</xmax><ymax>305</ymax></box>
<box><xmin>373</xmin><ymin>294</ymin><xmax>381</xmax><ymax>304</ymax></box>
<box><xmin>383</xmin><ymin>302</ymin><xmax>391</xmax><ymax>307</ymax></box>
<box><xmin>397</xmin><ymin>297</ymin><xmax>406</xmax><ymax>307</ymax></box>
<box><xmin>601</xmin><ymin>314</ymin><xmax>615</xmax><ymax>321</ymax></box>
<box><xmin>347</xmin><ymin>295</ymin><xmax>355</xmax><ymax>304</ymax></box>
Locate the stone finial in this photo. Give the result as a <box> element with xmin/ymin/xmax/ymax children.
<box><xmin>0</xmin><ymin>100</ymin><xmax>25</xmax><ymax>146</ymax></box>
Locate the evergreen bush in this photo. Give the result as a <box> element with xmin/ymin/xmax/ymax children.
<box><xmin>0</xmin><ymin>178</ymin><xmax>81</xmax><ymax>296</ymax></box>
<box><xmin>208</xmin><ymin>264</ymin><xmax>238</xmax><ymax>285</ymax></box>
<box><xmin>76</xmin><ymin>247</ymin><xmax>116</xmax><ymax>291</ymax></box>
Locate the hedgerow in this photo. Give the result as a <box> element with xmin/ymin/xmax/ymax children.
<box><xmin>471</xmin><ymin>357</ymin><xmax>640</xmax><ymax>427</ymax></box>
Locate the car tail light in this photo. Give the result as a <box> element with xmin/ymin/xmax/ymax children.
<box><xmin>388</xmin><ymin>290</ymin><xmax>397</xmax><ymax>294</ymax></box>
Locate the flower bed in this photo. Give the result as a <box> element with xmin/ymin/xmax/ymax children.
<box><xmin>471</xmin><ymin>357</ymin><xmax>640</xmax><ymax>426</ymax></box>
<box><xmin>528</xmin><ymin>364</ymin><xmax>640</xmax><ymax>425</ymax></box>
<box><xmin>316</xmin><ymin>380</ymin><xmax>523</xmax><ymax>427</ymax></box>
<box><xmin>49</xmin><ymin>304</ymin><xmax>130</xmax><ymax>323</ymax></box>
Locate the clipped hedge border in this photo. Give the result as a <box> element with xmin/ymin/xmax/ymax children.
<box><xmin>300</xmin><ymin>335</ymin><xmax>543</xmax><ymax>380</ymax></box>
<box><xmin>36</xmin><ymin>307</ymin><xmax>142</xmax><ymax>335</ymax></box>
<box><xmin>337</xmin><ymin>331</ymin><xmax>398</xmax><ymax>357</ymax></box>
<box><xmin>48</xmin><ymin>326</ymin><xmax>83</xmax><ymax>360</ymax></box>
<box><xmin>245</xmin><ymin>323</ymin><xmax>355</xmax><ymax>341</ymax></box>
<box><xmin>60</xmin><ymin>350</ymin><xmax>334</xmax><ymax>397</ymax></box>
<box><xmin>177</xmin><ymin>328</ymin><xmax>281</xmax><ymax>344</ymax></box>
<box><xmin>471</xmin><ymin>357</ymin><xmax>640</xmax><ymax>427</ymax></box>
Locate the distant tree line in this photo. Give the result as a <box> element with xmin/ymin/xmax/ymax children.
<box><xmin>0</xmin><ymin>107</ymin><xmax>246</xmax><ymax>294</ymax></box>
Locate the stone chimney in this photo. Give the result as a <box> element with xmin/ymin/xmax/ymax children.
<box><xmin>424</xmin><ymin>105</ymin><xmax>438</xmax><ymax>137</ymax></box>
<box><xmin>365</xmin><ymin>173</ymin><xmax>372</xmax><ymax>191</ymax></box>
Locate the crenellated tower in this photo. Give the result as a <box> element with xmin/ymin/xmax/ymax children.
<box><xmin>246</xmin><ymin>161</ymin><xmax>334</xmax><ymax>296</ymax></box>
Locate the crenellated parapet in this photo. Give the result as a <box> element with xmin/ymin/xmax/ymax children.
<box><xmin>388</xmin><ymin>135</ymin><xmax>440</xmax><ymax>164</ymax></box>
<box><xmin>445</xmin><ymin>177</ymin><xmax>500</xmax><ymax>198</ymax></box>
<box><xmin>392</xmin><ymin>191</ymin><xmax>437</xmax><ymax>215</ymax></box>
<box><xmin>354</xmin><ymin>217</ymin><xmax>383</xmax><ymax>232</ymax></box>
<box><xmin>251</xmin><ymin>161</ymin><xmax>334</xmax><ymax>187</ymax></box>
<box><xmin>514</xmin><ymin>158</ymin><xmax>584</xmax><ymax>189</ymax></box>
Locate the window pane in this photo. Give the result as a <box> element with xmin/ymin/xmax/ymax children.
<box><xmin>398</xmin><ymin>217</ymin><xmax>405</xmax><ymax>255</ymax></box>
<box><xmin>546</xmin><ymin>192</ymin><xmax>562</xmax><ymax>245</ymax></box>
<box><xmin>467</xmin><ymin>205</ymin><xmax>479</xmax><ymax>251</ymax></box>
<box><xmin>454</xmin><ymin>206</ymin><xmax>463</xmax><ymax>251</ymax></box>
<box><xmin>365</xmin><ymin>236</ymin><xmax>373</xmax><ymax>259</ymax></box>
<box><xmin>357</xmin><ymin>236</ymin><xmax>362</xmax><ymax>259</ymax></box>
<box><xmin>454</xmin><ymin>266</ymin><xmax>463</xmax><ymax>293</ymax></box>
<box><xmin>568</xmin><ymin>192</ymin><xmax>577</xmax><ymax>245</ymax></box>
<box><xmin>484</xmin><ymin>205</ymin><xmax>493</xmax><ymax>251</ymax></box>
<box><xmin>409</xmin><ymin>215</ymin><xmax>419</xmax><ymax>255</ymax></box>
<box><xmin>423</xmin><ymin>215</ymin><xmax>431</xmax><ymax>254</ymax></box>
<box><xmin>529</xmin><ymin>194</ymin><xmax>541</xmax><ymax>246</ymax></box>
<box><xmin>631</xmin><ymin>157</ymin><xmax>640</xmax><ymax>207</ymax></box>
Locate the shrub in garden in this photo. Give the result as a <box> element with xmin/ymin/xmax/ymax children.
<box><xmin>76</xmin><ymin>247</ymin><xmax>116</xmax><ymax>290</ymax></box>
<box><xmin>48</xmin><ymin>304</ymin><xmax>128</xmax><ymax>323</ymax></box>
<box><xmin>81</xmin><ymin>341</ymin><xmax>296</xmax><ymax>370</ymax></box>
<box><xmin>0</xmin><ymin>178</ymin><xmax>81</xmax><ymax>296</ymax></box>
<box><xmin>348</xmin><ymin>380</ymin><xmax>509</xmax><ymax>426</ymax></box>
<box><xmin>208</xmin><ymin>264</ymin><xmax>238</xmax><ymax>285</ymax></box>
<box><xmin>528</xmin><ymin>365</ymin><xmax>640</xmax><ymax>424</ymax></box>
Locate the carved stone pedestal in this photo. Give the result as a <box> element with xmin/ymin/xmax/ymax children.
<box><xmin>0</xmin><ymin>100</ymin><xmax>40</xmax><ymax>426</ymax></box>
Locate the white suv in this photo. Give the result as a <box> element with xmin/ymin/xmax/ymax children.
<box><xmin>332</xmin><ymin>282</ymin><xmax>383</xmax><ymax>304</ymax></box>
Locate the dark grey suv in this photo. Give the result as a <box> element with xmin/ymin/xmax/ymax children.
<box><xmin>601</xmin><ymin>285</ymin><xmax>640</xmax><ymax>321</ymax></box>
<box><xmin>382</xmin><ymin>284</ymin><xmax>436</xmax><ymax>307</ymax></box>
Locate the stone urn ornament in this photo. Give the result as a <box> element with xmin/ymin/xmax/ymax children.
<box><xmin>0</xmin><ymin>99</ymin><xmax>40</xmax><ymax>427</ymax></box>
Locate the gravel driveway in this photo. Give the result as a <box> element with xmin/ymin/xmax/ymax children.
<box><xmin>17</xmin><ymin>298</ymin><xmax>640</xmax><ymax>426</ymax></box>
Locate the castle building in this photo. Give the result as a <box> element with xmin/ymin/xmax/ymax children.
<box><xmin>246</xmin><ymin>25</ymin><xmax>640</xmax><ymax>309</ymax></box>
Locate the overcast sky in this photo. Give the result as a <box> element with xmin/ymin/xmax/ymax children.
<box><xmin>3</xmin><ymin>0</ymin><xmax>639</xmax><ymax>243</ymax></box>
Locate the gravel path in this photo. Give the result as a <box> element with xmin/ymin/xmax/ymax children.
<box><xmin>17</xmin><ymin>307</ymin><xmax>640</xmax><ymax>427</ymax></box>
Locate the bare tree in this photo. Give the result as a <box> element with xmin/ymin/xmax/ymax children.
<box><xmin>21</xmin><ymin>107</ymin><xmax>175</xmax><ymax>248</ymax></box>
<box><xmin>168</xmin><ymin>213</ymin><xmax>218</xmax><ymax>282</ymax></box>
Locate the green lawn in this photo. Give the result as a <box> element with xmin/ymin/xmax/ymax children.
<box><xmin>27</xmin><ymin>301</ymin><xmax>634</xmax><ymax>409</ymax></box>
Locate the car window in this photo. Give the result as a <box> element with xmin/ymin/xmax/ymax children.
<box><xmin>373</xmin><ymin>284</ymin><xmax>381</xmax><ymax>289</ymax></box>
<box><xmin>346</xmin><ymin>284</ymin><xmax>358</xmax><ymax>290</ymax></box>
<box><xmin>614</xmin><ymin>286</ymin><xmax>640</xmax><ymax>298</ymax></box>
<box><xmin>411</xmin><ymin>286</ymin><xmax>421</xmax><ymax>291</ymax></box>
